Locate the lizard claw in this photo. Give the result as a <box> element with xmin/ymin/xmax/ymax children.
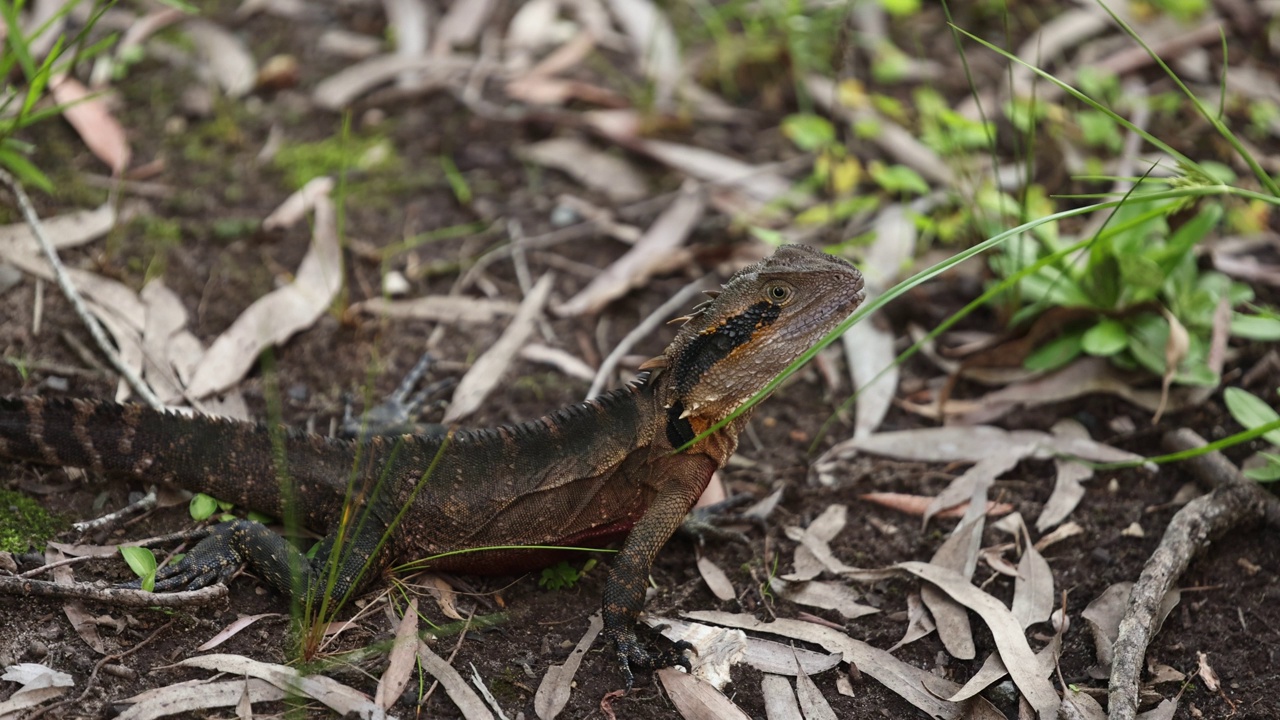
<box><xmin>611</xmin><ymin>631</ymin><xmax>695</xmax><ymax>691</ymax></box>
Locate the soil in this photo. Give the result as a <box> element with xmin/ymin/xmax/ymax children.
<box><xmin>1</xmin><ymin>3</ymin><xmax>1279</xmax><ymax>720</ymax></box>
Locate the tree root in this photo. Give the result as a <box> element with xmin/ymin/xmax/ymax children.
<box><xmin>1107</xmin><ymin>428</ymin><xmax>1277</xmax><ymax>720</ymax></box>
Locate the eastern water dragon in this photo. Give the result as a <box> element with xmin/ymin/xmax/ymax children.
<box><xmin>0</xmin><ymin>243</ymin><xmax>865</xmax><ymax>685</ymax></box>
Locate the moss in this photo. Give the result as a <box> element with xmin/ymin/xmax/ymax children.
<box><xmin>272</xmin><ymin>133</ymin><xmax>403</xmax><ymax>191</ymax></box>
<box><xmin>0</xmin><ymin>489</ymin><xmax>66</xmax><ymax>553</ymax></box>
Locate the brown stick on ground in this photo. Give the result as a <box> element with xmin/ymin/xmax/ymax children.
<box><xmin>0</xmin><ymin>575</ymin><xmax>227</xmax><ymax>607</ymax></box>
<box><xmin>1107</xmin><ymin>429</ymin><xmax>1276</xmax><ymax>720</ymax></box>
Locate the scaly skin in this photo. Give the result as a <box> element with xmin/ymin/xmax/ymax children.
<box><xmin>0</xmin><ymin>244</ymin><xmax>864</xmax><ymax>687</ymax></box>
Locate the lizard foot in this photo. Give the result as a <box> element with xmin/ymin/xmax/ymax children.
<box><xmin>121</xmin><ymin>521</ymin><xmax>247</xmax><ymax>592</ymax></box>
<box><xmin>610</xmin><ymin>629</ymin><xmax>695</xmax><ymax>691</ymax></box>
<box><xmin>678</xmin><ymin>494</ymin><xmax>763</xmax><ymax>546</ymax></box>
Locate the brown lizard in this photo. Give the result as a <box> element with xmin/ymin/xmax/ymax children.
<box><xmin>0</xmin><ymin>244</ymin><xmax>864</xmax><ymax>685</ymax></box>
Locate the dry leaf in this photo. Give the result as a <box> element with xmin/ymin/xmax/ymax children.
<box><xmin>760</xmin><ymin>674</ymin><xmax>802</xmax><ymax>720</ymax></box>
<box><xmin>186</xmin><ymin>191</ymin><xmax>342</xmax><ymax>398</ymax></box>
<box><xmin>354</xmin><ymin>295</ymin><xmax>521</xmax><ymax>324</ymax></box>
<box><xmin>1059</xmin><ymin>687</ymin><xmax>1107</xmax><ymax>720</ymax></box>
<box><xmin>644</xmin><ymin>616</ymin><xmax>746</xmax><ymax>689</ymax></box>
<box><xmin>520</xmin><ymin>137</ymin><xmax>648</xmax><ymax>203</ymax></box>
<box><xmin>313</xmin><ymin>54</ymin><xmax>471</xmax><ymax>110</ymax></box>
<box><xmin>888</xmin><ymin>592</ymin><xmax>935</xmax><ymax>652</ymax></box>
<box><xmin>657</xmin><ymin>668</ymin><xmax>752</xmax><ymax>720</ymax></box>
<box><xmin>554</xmin><ymin>183</ymin><xmax>703</xmax><ymax>317</ymax></box>
<box><xmin>604</xmin><ymin>0</ymin><xmax>681</xmax><ymax>107</ymax></box>
<box><xmin>195</xmin><ymin>614</ymin><xmax>277</xmax><ymax>651</ymax></box>
<box><xmin>792</xmin><ymin>649</ymin><xmax>837</xmax><ymax>720</ymax></box>
<box><xmin>860</xmin><ymin>493</ymin><xmax>1014</xmax><ymax>519</ymax></box>
<box><xmin>897</xmin><ymin>562</ymin><xmax>1059</xmax><ymax>719</ymax></box>
<box><xmin>50</xmin><ymin>76</ymin><xmax>130</xmax><ymax>174</ymax></box>
<box><xmin>0</xmin><ymin>203</ymin><xmax>115</xmax><ymax>256</ymax></box>
<box><xmin>186</xmin><ymin>20</ymin><xmax>257</xmax><ymax>98</ymax></box>
<box><xmin>697</xmin><ymin>555</ymin><xmax>737</xmax><ymax>601</ymax></box>
<box><xmin>770</xmin><ymin>578</ymin><xmax>878</xmax><ymax>620</ymax></box>
<box><xmin>175</xmin><ymin>654</ymin><xmax>386</xmax><ymax>718</ymax></box>
<box><xmin>535</xmin><ymin>613</ymin><xmax>602</xmax><ymax>720</ymax></box>
<box><xmin>444</xmin><ymin>273</ymin><xmax>554</xmax><ymax>422</ymax></box>
<box><xmin>374</xmin><ymin>598</ymin><xmax>419</xmax><ymax>709</ymax></box>
<box><xmin>785</xmin><ymin>504</ymin><xmax>847</xmax><ymax>581</ymax></box>
<box><xmin>683</xmin><ymin>611</ymin><xmax>967</xmax><ymax>719</ymax></box>
<box><xmin>116</xmin><ymin>679</ymin><xmax>285</xmax><ymax>720</ymax></box>
<box><xmin>1011</xmin><ymin>538</ymin><xmax>1054</xmax><ymax>630</ymax></box>
<box><xmin>1196</xmin><ymin>651</ymin><xmax>1220</xmax><ymax>692</ymax></box>
<box><xmin>520</xmin><ymin>344</ymin><xmax>595</xmax><ymax>381</ymax></box>
<box><xmin>415</xmin><ymin>643</ymin><xmax>495</xmax><ymax>720</ymax></box>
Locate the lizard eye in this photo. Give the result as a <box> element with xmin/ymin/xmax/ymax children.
<box><xmin>764</xmin><ymin>282</ymin><xmax>794</xmax><ymax>305</ymax></box>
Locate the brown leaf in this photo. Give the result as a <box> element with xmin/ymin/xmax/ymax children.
<box><xmin>50</xmin><ymin>76</ymin><xmax>130</xmax><ymax>174</ymax></box>
<box><xmin>520</xmin><ymin>137</ymin><xmax>648</xmax><ymax>204</ymax></box>
<box><xmin>760</xmin><ymin>675</ymin><xmax>802</xmax><ymax>720</ymax></box>
<box><xmin>185</xmin><ymin>20</ymin><xmax>257</xmax><ymax>98</ymax></box>
<box><xmin>860</xmin><ymin>493</ymin><xmax>1014</xmax><ymax>519</ymax></box>
<box><xmin>195</xmin><ymin>614</ymin><xmax>278</xmax><ymax>652</ymax></box>
<box><xmin>175</xmin><ymin>654</ymin><xmax>385</xmax><ymax>718</ymax></box>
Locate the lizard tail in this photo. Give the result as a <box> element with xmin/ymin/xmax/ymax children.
<box><xmin>0</xmin><ymin>395</ymin><xmax>357</xmax><ymax>519</ymax></box>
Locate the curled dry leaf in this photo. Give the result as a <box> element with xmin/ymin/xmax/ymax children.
<box><xmin>888</xmin><ymin>592</ymin><xmax>935</xmax><ymax>652</ymax></box>
<box><xmin>792</xmin><ymin>649</ymin><xmax>838</xmax><ymax>720</ymax></box>
<box><xmin>50</xmin><ymin>76</ymin><xmax>130</xmax><ymax>174</ymax></box>
<box><xmin>1038</xmin><ymin>420</ymin><xmax>1094</xmax><ymax>531</ymax></box>
<box><xmin>785</xmin><ymin>504</ymin><xmax>847</xmax><ymax>582</ymax></box>
<box><xmin>647</xmin><ymin>615</ymin><xmax>836</xmax><ymax>679</ymax></box>
<box><xmin>444</xmin><ymin>273</ymin><xmax>554</xmax><ymax>423</ymax></box>
<box><xmin>186</xmin><ymin>191</ymin><xmax>342</xmax><ymax>399</ymax></box>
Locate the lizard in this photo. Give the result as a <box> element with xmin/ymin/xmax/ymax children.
<box><xmin>0</xmin><ymin>243</ymin><xmax>865</xmax><ymax>686</ymax></box>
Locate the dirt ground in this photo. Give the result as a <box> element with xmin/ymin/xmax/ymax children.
<box><xmin>1</xmin><ymin>2</ymin><xmax>1279</xmax><ymax>719</ymax></box>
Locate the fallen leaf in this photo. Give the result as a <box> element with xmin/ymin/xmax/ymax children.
<box><xmin>1196</xmin><ymin>651</ymin><xmax>1220</xmax><ymax>692</ymax></box>
<box><xmin>1011</xmin><ymin>535</ymin><xmax>1054</xmax><ymax>630</ymax></box>
<box><xmin>888</xmin><ymin>592</ymin><xmax>935</xmax><ymax>652</ymax></box>
<box><xmin>185</xmin><ymin>20</ymin><xmax>257</xmax><ymax>98</ymax></box>
<box><xmin>374</xmin><ymin>598</ymin><xmax>419</xmax><ymax>709</ymax></box>
<box><xmin>1037</xmin><ymin>420</ymin><xmax>1094</xmax><ymax>530</ymax></box>
<box><xmin>897</xmin><ymin>562</ymin><xmax>1059</xmax><ymax>719</ymax></box>
<box><xmin>443</xmin><ymin>273</ymin><xmax>554</xmax><ymax>422</ymax></box>
<box><xmin>0</xmin><ymin>203</ymin><xmax>116</xmax><ymax>256</ymax></box>
<box><xmin>313</xmin><ymin>54</ymin><xmax>471</xmax><ymax>110</ymax></box>
<box><xmin>770</xmin><ymin>578</ymin><xmax>878</xmax><ymax>620</ymax></box>
<box><xmin>195</xmin><ymin>614</ymin><xmax>277</xmax><ymax>651</ymax></box>
<box><xmin>657</xmin><ymin>667</ymin><xmax>751</xmax><ymax>720</ymax></box>
<box><xmin>415</xmin><ymin>643</ymin><xmax>496</xmax><ymax>720</ymax></box>
<box><xmin>697</xmin><ymin>555</ymin><xmax>737</xmax><ymax>601</ymax></box>
<box><xmin>50</xmin><ymin>76</ymin><xmax>130</xmax><ymax>173</ymax></box>
<box><xmin>354</xmin><ymin>295</ymin><xmax>521</xmax><ymax>324</ymax></box>
<box><xmin>860</xmin><ymin>493</ymin><xmax>1014</xmax><ymax>519</ymax></box>
<box><xmin>793</xmin><ymin>648</ymin><xmax>837</xmax><ymax>720</ymax></box>
<box><xmin>603</xmin><ymin>0</ymin><xmax>681</xmax><ymax>108</ymax></box>
<box><xmin>186</xmin><ymin>191</ymin><xmax>343</xmax><ymax>398</ymax></box>
<box><xmin>520</xmin><ymin>137</ymin><xmax>648</xmax><ymax>204</ymax></box>
<box><xmin>760</xmin><ymin>674</ymin><xmax>802</xmax><ymax>720</ymax></box>
<box><xmin>555</xmin><ymin>183</ymin><xmax>703</xmax><ymax>317</ymax></box>
<box><xmin>535</xmin><ymin>613</ymin><xmax>602</xmax><ymax>720</ymax></box>
<box><xmin>116</xmin><ymin>678</ymin><xmax>285</xmax><ymax>720</ymax></box>
<box><xmin>174</xmin><ymin>654</ymin><xmax>385</xmax><ymax>718</ymax></box>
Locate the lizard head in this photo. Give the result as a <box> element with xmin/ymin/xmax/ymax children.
<box><xmin>657</xmin><ymin>244</ymin><xmax>865</xmax><ymax>427</ymax></box>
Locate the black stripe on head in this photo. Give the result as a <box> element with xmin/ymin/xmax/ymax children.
<box><xmin>666</xmin><ymin>400</ymin><xmax>696</xmax><ymax>449</ymax></box>
<box><xmin>674</xmin><ymin>300</ymin><xmax>782</xmax><ymax>397</ymax></box>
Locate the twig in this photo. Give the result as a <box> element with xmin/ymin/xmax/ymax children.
<box><xmin>71</xmin><ymin>489</ymin><xmax>157</xmax><ymax>534</ymax></box>
<box><xmin>1107</xmin><ymin>429</ymin><xmax>1271</xmax><ymax>720</ymax></box>
<box><xmin>0</xmin><ymin>575</ymin><xmax>227</xmax><ymax>607</ymax></box>
<box><xmin>586</xmin><ymin>276</ymin><xmax>711</xmax><ymax>399</ymax></box>
<box><xmin>0</xmin><ymin>169</ymin><xmax>162</xmax><ymax>409</ymax></box>
<box><xmin>29</xmin><ymin>618</ymin><xmax>177</xmax><ymax>720</ymax></box>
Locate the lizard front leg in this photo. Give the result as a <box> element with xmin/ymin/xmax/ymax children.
<box><xmin>133</xmin><ymin>517</ymin><xmax>389</xmax><ymax>607</ymax></box>
<box><xmin>601</xmin><ymin>474</ymin><xmax>706</xmax><ymax>689</ymax></box>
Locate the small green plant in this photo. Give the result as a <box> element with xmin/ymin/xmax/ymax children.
<box><xmin>0</xmin><ymin>488</ymin><xmax>63</xmax><ymax>553</ymax></box>
<box><xmin>120</xmin><ymin>546</ymin><xmax>157</xmax><ymax>592</ymax></box>
<box><xmin>539</xmin><ymin>559</ymin><xmax>595</xmax><ymax>591</ymax></box>
<box><xmin>0</xmin><ymin>1</ymin><xmax>117</xmax><ymax>192</ymax></box>
<box><xmin>1224</xmin><ymin>388</ymin><xmax>1280</xmax><ymax>482</ymax></box>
